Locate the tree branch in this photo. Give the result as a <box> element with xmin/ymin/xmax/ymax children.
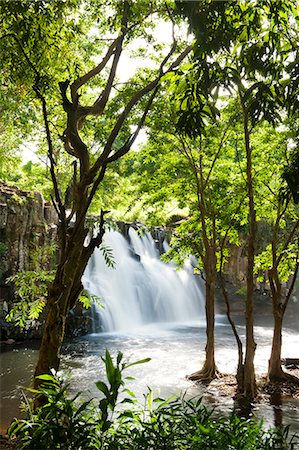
<box><xmin>69</xmin><ymin>7</ymin><xmax>156</xmax><ymax>104</ymax></box>
<box><xmin>276</xmin><ymin>217</ymin><xmax>299</xmax><ymax>268</ymax></box>
<box><xmin>203</xmin><ymin>121</ymin><xmax>233</xmax><ymax>190</ymax></box>
<box><xmin>70</xmin><ymin>36</ymin><xmax>121</xmax><ymax>102</ymax></box>
<box><xmin>33</xmin><ymin>85</ymin><xmax>66</xmax><ymax>224</ymax></box>
<box><xmin>283</xmin><ymin>258</ymin><xmax>299</xmax><ymax>314</ymax></box>
<box><xmin>90</xmin><ymin>4</ymin><xmax>130</xmax><ymax>115</ymax></box>
<box><xmin>105</xmin><ymin>84</ymin><xmax>160</xmax><ymax>164</ymax></box>
<box><xmin>87</xmin><ymin>44</ymin><xmax>193</xmax><ymax>182</ymax></box>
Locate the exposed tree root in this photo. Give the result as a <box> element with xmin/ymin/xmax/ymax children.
<box><xmin>187</xmin><ymin>367</ymin><xmax>220</xmax><ymax>383</ymax></box>
<box><xmin>268</xmin><ymin>370</ymin><xmax>299</xmax><ymax>385</ymax></box>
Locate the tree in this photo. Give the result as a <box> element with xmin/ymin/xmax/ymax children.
<box><xmin>173</xmin><ymin>0</ymin><xmax>298</xmax><ymax>400</ymax></box>
<box><xmin>1</xmin><ymin>0</ymin><xmax>193</xmax><ymax>387</ymax></box>
<box><xmin>253</xmin><ymin>124</ymin><xmax>299</xmax><ymax>382</ymax></box>
<box><xmin>120</xmin><ymin>95</ymin><xmax>248</xmax><ymax>382</ymax></box>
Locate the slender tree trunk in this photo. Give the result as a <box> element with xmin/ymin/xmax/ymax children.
<box><xmin>219</xmin><ymin>267</ymin><xmax>244</xmax><ymax>393</ymax></box>
<box><xmin>268</xmin><ymin>263</ymin><xmax>299</xmax><ymax>382</ymax></box>
<box><xmin>241</xmin><ymin>97</ymin><xmax>257</xmax><ymax>400</ymax></box>
<box><xmin>188</xmin><ymin>247</ymin><xmax>217</xmax><ymax>381</ymax></box>
<box><xmin>268</xmin><ymin>266</ymin><xmax>284</xmax><ymax>380</ymax></box>
<box><xmin>268</xmin><ymin>304</ymin><xmax>284</xmax><ymax>381</ymax></box>
<box><xmin>201</xmin><ymin>255</ymin><xmax>217</xmax><ymax>376</ymax></box>
<box><xmin>267</xmin><ymin>267</ymin><xmax>288</xmax><ymax>381</ymax></box>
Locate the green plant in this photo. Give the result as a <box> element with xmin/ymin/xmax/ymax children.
<box><xmin>6</xmin><ymin>270</ymin><xmax>54</xmax><ymax>329</ymax></box>
<box><xmin>99</xmin><ymin>243</ymin><xmax>116</xmax><ymax>269</ymax></box>
<box><xmin>112</xmin><ymin>395</ymin><xmax>292</xmax><ymax>450</ymax></box>
<box><xmin>0</xmin><ymin>240</ymin><xmax>8</xmax><ymax>277</ymax></box>
<box><xmin>8</xmin><ymin>372</ymin><xmax>99</xmax><ymax>450</ymax></box>
<box><xmin>8</xmin><ymin>350</ymin><xmax>150</xmax><ymax>450</ymax></box>
<box><xmin>5</xmin><ymin>243</ymin><xmax>57</xmax><ymax>329</ymax></box>
<box><xmin>8</xmin><ymin>350</ymin><xmax>297</xmax><ymax>450</ymax></box>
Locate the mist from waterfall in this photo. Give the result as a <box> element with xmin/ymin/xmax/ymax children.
<box><xmin>83</xmin><ymin>227</ymin><xmax>205</xmax><ymax>332</ymax></box>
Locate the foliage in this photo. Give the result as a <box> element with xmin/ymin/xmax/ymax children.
<box><xmin>5</xmin><ymin>239</ymin><xmax>112</xmax><ymax>327</ymax></box>
<box><xmin>78</xmin><ymin>290</ymin><xmax>103</xmax><ymax>310</ymax></box>
<box><xmin>5</xmin><ymin>244</ymin><xmax>56</xmax><ymax>329</ymax></box>
<box><xmin>8</xmin><ymin>350</ymin><xmax>150</xmax><ymax>450</ymax></box>
<box><xmin>0</xmin><ymin>240</ymin><xmax>8</xmax><ymax>278</ymax></box>
<box><xmin>0</xmin><ymin>241</ymin><xmax>7</xmax><ymax>257</ymax></box>
<box><xmin>6</xmin><ymin>269</ymin><xmax>54</xmax><ymax>329</ymax></box>
<box><xmin>99</xmin><ymin>243</ymin><xmax>116</xmax><ymax>269</ymax></box>
<box><xmin>8</xmin><ymin>350</ymin><xmax>295</xmax><ymax>450</ymax></box>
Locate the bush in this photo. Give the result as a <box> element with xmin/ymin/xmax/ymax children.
<box><xmin>8</xmin><ymin>351</ymin><xmax>297</xmax><ymax>450</ymax></box>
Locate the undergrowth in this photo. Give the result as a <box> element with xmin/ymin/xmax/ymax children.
<box><xmin>8</xmin><ymin>350</ymin><xmax>298</xmax><ymax>450</ymax></box>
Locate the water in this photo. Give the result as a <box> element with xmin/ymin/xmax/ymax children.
<box><xmin>0</xmin><ymin>226</ymin><xmax>298</xmax><ymax>435</ymax></box>
<box><xmin>1</xmin><ymin>320</ymin><xmax>299</xmax><ymax>434</ymax></box>
<box><xmin>83</xmin><ymin>228</ymin><xmax>205</xmax><ymax>332</ymax></box>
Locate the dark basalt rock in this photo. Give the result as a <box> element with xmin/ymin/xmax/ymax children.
<box><xmin>0</xmin><ymin>181</ymin><xmax>58</xmax><ymax>339</ymax></box>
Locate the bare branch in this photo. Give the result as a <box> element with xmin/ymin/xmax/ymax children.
<box><xmin>87</xmin><ymin>209</ymin><xmax>108</xmax><ymax>253</ymax></box>
<box><xmin>33</xmin><ymin>85</ymin><xmax>66</xmax><ymax>224</ymax></box>
<box><xmin>203</xmin><ymin>121</ymin><xmax>233</xmax><ymax>190</ymax></box>
<box><xmin>105</xmin><ymin>84</ymin><xmax>160</xmax><ymax>164</ymax></box>
<box><xmin>90</xmin><ymin>36</ymin><xmax>125</xmax><ymax>115</ymax></box>
<box><xmin>283</xmin><ymin>259</ymin><xmax>299</xmax><ymax>314</ymax></box>
<box><xmin>276</xmin><ymin>217</ymin><xmax>299</xmax><ymax>268</ymax></box>
<box><xmin>90</xmin><ymin>4</ymin><xmax>130</xmax><ymax>115</ymax></box>
<box><xmin>70</xmin><ymin>36</ymin><xmax>121</xmax><ymax>102</ymax></box>
<box><xmin>87</xmin><ymin>44</ymin><xmax>193</xmax><ymax>182</ymax></box>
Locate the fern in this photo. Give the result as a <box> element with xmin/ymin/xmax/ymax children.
<box><xmin>100</xmin><ymin>244</ymin><xmax>116</xmax><ymax>269</ymax></box>
<box><xmin>79</xmin><ymin>290</ymin><xmax>103</xmax><ymax>309</ymax></box>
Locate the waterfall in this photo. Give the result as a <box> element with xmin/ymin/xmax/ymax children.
<box><xmin>83</xmin><ymin>227</ymin><xmax>205</xmax><ymax>332</ymax></box>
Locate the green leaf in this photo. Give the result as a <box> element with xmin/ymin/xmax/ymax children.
<box><xmin>95</xmin><ymin>381</ymin><xmax>110</xmax><ymax>398</ymax></box>
<box><xmin>103</xmin><ymin>349</ymin><xmax>115</xmax><ymax>386</ymax></box>
<box><xmin>36</xmin><ymin>374</ymin><xmax>57</xmax><ymax>382</ymax></box>
<box><xmin>124</xmin><ymin>357</ymin><xmax>151</xmax><ymax>369</ymax></box>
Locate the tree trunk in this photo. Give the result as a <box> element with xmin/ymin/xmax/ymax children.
<box><xmin>241</xmin><ymin>96</ymin><xmax>257</xmax><ymax>401</ymax></box>
<box><xmin>268</xmin><ymin>305</ymin><xmax>285</xmax><ymax>381</ymax></box>
<box><xmin>188</xmin><ymin>248</ymin><xmax>217</xmax><ymax>381</ymax></box>
<box><xmin>268</xmin><ymin>262</ymin><xmax>299</xmax><ymax>383</ymax></box>
<box><xmin>34</xmin><ymin>243</ymin><xmax>84</xmax><ymax>380</ymax></box>
<box><xmin>219</xmin><ymin>267</ymin><xmax>244</xmax><ymax>393</ymax></box>
<box><xmin>34</xmin><ymin>214</ymin><xmax>103</xmax><ymax>390</ymax></box>
<box><xmin>267</xmin><ymin>269</ymin><xmax>287</xmax><ymax>381</ymax></box>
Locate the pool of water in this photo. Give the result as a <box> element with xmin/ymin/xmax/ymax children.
<box><xmin>1</xmin><ymin>315</ymin><xmax>298</xmax><ymax>435</ymax></box>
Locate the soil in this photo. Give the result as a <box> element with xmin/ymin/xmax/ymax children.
<box><xmin>207</xmin><ymin>369</ymin><xmax>299</xmax><ymax>400</ymax></box>
<box><xmin>205</xmin><ymin>368</ymin><xmax>299</xmax><ymax>400</ymax></box>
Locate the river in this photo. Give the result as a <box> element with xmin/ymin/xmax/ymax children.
<box><xmin>0</xmin><ymin>227</ymin><xmax>298</xmax><ymax>435</ymax></box>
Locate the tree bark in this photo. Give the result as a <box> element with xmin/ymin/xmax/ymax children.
<box><xmin>187</xmin><ymin>150</ymin><xmax>219</xmax><ymax>382</ymax></box>
<box><xmin>188</xmin><ymin>247</ymin><xmax>217</xmax><ymax>381</ymax></box>
<box><xmin>34</xmin><ymin>234</ymin><xmax>85</xmax><ymax>380</ymax></box>
<box><xmin>241</xmin><ymin>96</ymin><xmax>257</xmax><ymax>401</ymax></box>
<box><xmin>219</xmin><ymin>266</ymin><xmax>244</xmax><ymax>393</ymax></box>
<box><xmin>34</xmin><ymin>209</ymin><xmax>104</xmax><ymax>392</ymax></box>
<box><xmin>267</xmin><ymin>267</ymin><xmax>298</xmax><ymax>382</ymax></box>
<box><xmin>268</xmin><ymin>304</ymin><xmax>285</xmax><ymax>381</ymax></box>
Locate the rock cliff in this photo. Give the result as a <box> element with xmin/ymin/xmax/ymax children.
<box><xmin>0</xmin><ymin>181</ymin><xmax>57</xmax><ymax>338</ymax></box>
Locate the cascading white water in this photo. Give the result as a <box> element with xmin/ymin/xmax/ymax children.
<box><xmin>83</xmin><ymin>227</ymin><xmax>205</xmax><ymax>332</ymax></box>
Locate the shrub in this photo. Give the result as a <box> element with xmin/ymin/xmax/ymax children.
<box><xmin>8</xmin><ymin>350</ymin><xmax>297</xmax><ymax>450</ymax></box>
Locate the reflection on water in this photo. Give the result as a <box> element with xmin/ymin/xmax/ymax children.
<box><xmin>0</xmin><ymin>345</ymin><xmax>39</xmax><ymax>431</ymax></box>
<box><xmin>1</xmin><ymin>318</ymin><xmax>298</xmax><ymax>435</ymax></box>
